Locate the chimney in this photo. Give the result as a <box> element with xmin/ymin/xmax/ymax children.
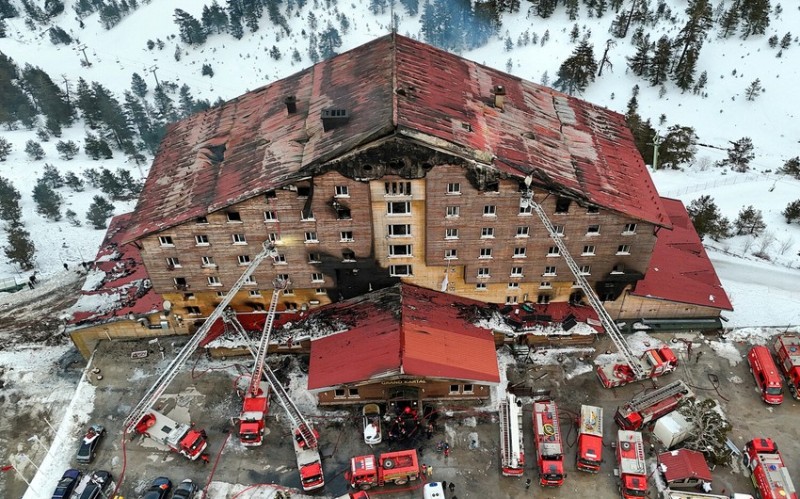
<box><xmin>493</xmin><ymin>85</ymin><xmax>506</xmax><ymax>110</ymax></box>
<box><xmin>284</xmin><ymin>95</ymin><xmax>297</xmax><ymax>114</ymax></box>
<box><xmin>321</xmin><ymin>108</ymin><xmax>349</xmax><ymax>131</ymax></box>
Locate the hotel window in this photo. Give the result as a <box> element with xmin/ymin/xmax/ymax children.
<box><xmin>519</xmin><ymin>204</ymin><xmax>532</xmax><ymax>215</ymax></box>
<box><xmin>612</xmin><ymin>263</ymin><xmax>625</xmax><ymax>274</ymax></box>
<box><xmin>447</xmin><ymin>182</ymin><xmax>461</xmax><ymax>194</ymax></box>
<box><xmin>481</xmin><ymin>227</ymin><xmax>495</xmax><ymax>238</ymax></box>
<box><xmin>617</xmin><ymin>244</ymin><xmax>631</xmax><ymax>255</ymax></box>
<box><xmin>207</xmin><ymin>276</ymin><xmax>222</xmax><ymax>287</ymax></box>
<box><xmin>237</xmin><ymin>254</ymin><xmax>251</xmax><ymax>265</ymax></box>
<box><xmin>184</xmin><ymin>293</ymin><xmax>195</xmax><ymax>300</ymax></box>
<box><xmin>316</xmin><ymin>288</ymin><xmax>327</xmax><ymax>295</ymax></box>
<box><xmin>166</xmin><ymin>257</ymin><xmax>181</xmax><ymax>268</ymax></box>
<box><xmin>335</xmin><ymin>185</ymin><xmax>349</xmax><ymax>197</ymax></box>
<box><xmin>265</xmin><ymin>190</ymin><xmax>277</xmax><ymax>199</ymax></box>
<box><xmin>387</xmin><ymin>201</ymin><xmax>410</xmax><ymax>215</ymax></box>
<box><xmin>479</xmin><ymin>248</ymin><xmax>493</xmax><ymax>259</ymax></box>
<box><xmin>174</xmin><ymin>277</ymin><xmax>188</xmax><ymax>289</ymax></box>
<box><xmin>543</xmin><ymin>266</ymin><xmax>557</xmax><ymax>276</ymax></box>
<box><xmin>547</xmin><ymin>246</ymin><xmax>559</xmax><ymax>257</ymax></box>
<box><xmin>311</xmin><ymin>272</ymin><xmax>324</xmax><ymax>283</ymax></box>
<box><xmin>388</xmin><ymin>224</ymin><xmax>411</xmax><ymax>237</ymax></box>
<box><xmin>340</xmin><ymin>231</ymin><xmax>354</xmax><ymax>242</ymax></box>
<box><xmin>445</xmin><ymin>249</ymin><xmax>458</xmax><ymax>260</ymax></box>
<box><xmin>264</xmin><ymin>210</ymin><xmax>278</xmax><ymax>222</ymax></box>
<box><xmin>348</xmin><ymin>388</ymin><xmax>359</xmax><ymax>397</ymax></box>
<box><xmin>389</xmin><ymin>244</ymin><xmax>412</xmax><ymax>257</ymax></box>
<box><xmin>226</xmin><ymin>211</ymin><xmax>242</xmax><ymax>222</ymax></box>
<box><xmin>508</xmin><ymin>282</ymin><xmax>520</xmax><ymax>289</ymax></box>
<box><xmin>159</xmin><ymin>235</ymin><xmax>174</xmax><ymax>246</ymax></box>
<box><xmin>477</xmin><ymin>267</ymin><xmax>490</xmax><ymax>278</ymax></box>
<box><xmin>244</xmin><ymin>276</ymin><xmax>257</xmax><ymax>285</ymax></box>
<box><xmin>505</xmin><ymin>295</ymin><xmax>518</xmax><ymax>304</ymax></box>
<box><xmin>475</xmin><ymin>283</ymin><xmax>487</xmax><ymax>290</ymax></box>
<box><xmin>336</xmin><ymin>206</ymin><xmax>351</xmax><ymax>220</ymax></box>
<box><xmin>587</xmin><ymin>224</ymin><xmax>600</xmax><ymax>235</ymax></box>
<box><xmin>516</xmin><ymin>226</ymin><xmax>530</xmax><ymax>238</ymax></box>
<box><xmin>511</xmin><ymin>266</ymin><xmax>524</xmax><ymax>277</ymax></box>
<box><xmin>232</xmin><ymin>233</ymin><xmax>247</xmax><ymax>244</ymax></box>
<box><xmin>185</xmin><ymin>306</ymin><xmax>201</xmax><ymax>315</ymax></box>
<box><xmin>449</xmin><ymin>385</ymin><xmax>460</xmax><ymax>394</ymax></box>
<box><xmin>249</xmin><ymin>290</ymin><xmax>261</xmax><ymax>297</ymax></box>
<box><xmin>446</xmin><ymin>206</ymin><xmax>460</xmax><ymax>218</ymax></box>
<box><xmin>539</xmin><ymin>281</ymin><xmax>552</xmax><ymax>289</ymax></box>
<box><xmin>389</xmin><ymin>264</ymin><xmax>413</xmax><ymax>276</ymax></box>
<box><xmin>304</xmin><ymin>232</ymin><xmax>319</xmax><ymax>243</ymax></box>
<box><xmin>296</xmin><ymin>185</ymin><xmax>311</xmax><ymax>197</ymax></box>
<box><xmin>342</xmin><ymin>251</ymin><xmax>356</xmax><ymax>262</ymax></box>
<box><xmin>554</xmin><ymin>225</ymin><xmax>565</xmax><ymax>236</ymax></box>
<box><xmin>445</xmin><ymin>228</ymin><xmax>459</xmax><ymax>239</ymax></box>
<box><xmin>195</xmin><ymin>216</ymin><xmax>208</xmax><ymax>224</ymax></box>
<box><xmin>463</xmin><ymin>384</ymin><xmax>474</xmax><ymax>394</ymax></box>
<box><xmin>300</xmin><ymin>210</ymin><xmax>315</xmax><ymax>221</ymax></box>
<box><xmin>385</xmin><ymin>181</ymin><xmax>411</xmax><ymax>196</ymax></box>
<box><xmin>285</xmin><ymin>302</ymin><xmax>298</xmax><ymax>311</ymax></box>
<box><xmin>582</xmin><ymin>245</ymin><xmax>596</xmax><ymax>256</ymax></box>
<box><xmin>195</xmin><ymin>235</ymin><xmax>209</xmax><ymax>246</ymax></box>
<box><xmin>308</xmin><ymin>252</ymin><xmax>321</xmax><ymax>263</ymax></box>
<box><xmin>580</xmin><ymin>265</ymin><xmax>591</xmax><ymax>275</ymax></box>
<box><xmin>587</xmin><ymin>206</ymin><xmax>600</xmax><ymax>214</ymax></box>
<box><xmin>513</xmin><ymin>247</ymin><xmax>527</xmax><ymax>258</ymax></box>
<box><xmin>252</xmin><ymin>303</ymin><xmax>265</xmax><ymax>311</ymax></box>
<box><xmin>623</xmin><ymin>223</ymin><xmax>637</xmax><ymax>234</ymax></box>
<box><xmin>283</xmin><ymin>288</ymin><xmax>295</xmax><ymax>296</ymax></box>
<box><xmin>334</xmin><ymin>389</ymin><xmax>346</xmax><ymax>398</ymax></box>
<box><xmin>537</xmin><ymin>294</ymin><xmax>551</xmax><ymax>304</ymax></box>
<box><xmin>201</xmin><ymin>256</ymin><xmax>216</xmax><ymax>267</ymax></box>
<box><xmin>267</xmin><ymin>232</ymin><xmax>281</xmax><ymax>243</ymax></box>
<box><xmin>555</xmin><ymin>197</ymin><xmax>571</xmax><ymax>213</ymax></box>
<box><xmin>483</xmin><ymin>205</ymin><xmax>497</xmax><ymax>216</ymax></box>
<box><xmin>274</xmin><ymin>253</ymin><xmax>287</xmax><ymax>264</ymax></box>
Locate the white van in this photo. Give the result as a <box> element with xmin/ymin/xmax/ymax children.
<box><xmin>423</xmin><ymin>481</ymin><xmax>446</xmax><ymax>499</ymax></box>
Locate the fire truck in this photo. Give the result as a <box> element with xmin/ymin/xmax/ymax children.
<box><xmin>576</xmin><ymin>405</ymin><xmax>603</xmax><ymax>473</ymax></box>
<box><xmin>499</xmin><ymin>394</ymin><xmax>525</xmax><ymax>476</ymax></box>
<box><xmin>123</xmin><ymin>243</ymin><xmax>280</xmax><ymax>459</ymax></box>
<box><xmin>616</xmin><ymin>430</ymin><xmax>648</xmax><ymax>499</ymax></box>
<box><xmin>347</xmin><ymin>449</ymin><xmax>420</xmax><ymax>490</ymax></box>
<box><xmin>519</xmin><ymin>178</ymin><xmax>677</xmax><ymax>389</ymax></box>
<box><xmin>532</xmin><ymin>399</ymin><xmax>565</xmax><ymax>486</ymax></box>
<box><xmin>742</xmin><ymin>438</ymin><xmax>797</xmax><ymax>499</ymax></box>
<box><xmin>665</xmin><ymin>490</ymin><xmax>754</xmax><ymax>499</ymax></box>
<box><xmin>774</xmin><ymin>334</ymin><xmax>800</xmax><ymax>399</ymax></box>
<box><xmin>615</xmin><ymin>380</ymin><xmax>694</xmax><ymax>431</ymax></box>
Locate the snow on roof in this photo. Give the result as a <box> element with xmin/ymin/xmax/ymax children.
<box><xmin>68</xmin><ymin>213</ymin><xmax>162</xmax><ymax>327</ymax></box>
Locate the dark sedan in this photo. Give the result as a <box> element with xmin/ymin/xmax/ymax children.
<box><xmin>51</xmin><ymin>469</ymin><xmax>82</xmax><ymax>499</ymax></box>
<box><xmin>78</xmin><ymin>470</ymin><xmax>112</xmax><ymax>499</ymax></box>
<box><xmin>171</xmin><ymin>479</ymin><xmax>197</xmax><ymax>499</ymax></box>
<box><xmin>76</xmin><ymin>424</ymin><xmax>106</xmax><ymax>464</ymax></box>
<box><xmin>143</xmin><ymin>476</ymin><xmax>172</xmax><ymax>499</ymax></box>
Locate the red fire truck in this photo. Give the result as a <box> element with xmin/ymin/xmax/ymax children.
<box><xmin>347</xmin><ymin>449</ymin><xmax>420</xmax><ymax>490</ymax></box>
<box><xmin>617</xmin><ymin>430</ymin><xmax>648</xmax><ymax>499</ymax></box>
<box><xmin>615</xmin><ymin>381</ymin><xmax>694</xmax><ymax>431</ymax></box>
<box><xmin>132</xmin><ymin>410</ymin><xmax>207</xmax><ymax>460</ymax></box>
<box><xmin>597</xmin><ymin>346</ymin><xmax>679</xmax><ymax>388</ymax></box>
<box><xmin>743</xmin><ymin>438</ymin><xmax>797</xmax><ymax>499</ymax></box>
<box><xmin>747</xmin><ymin>345</ymin><xmax>784</xmax><ymax>405</ymax></box>
<box><xmin>576</xmin><ymin>405</ymin><xmax>603</xmax><ymax>473</ymax></box>
<box><xmin>533</xmin><ymin>399</ymin><xmax>565</xmax><ymax>486</ymax></box>
<box><xmin>499</xmin><ymin>394</ymin><xmax>525</xmax><ymax>476</ymax></box>
<box><xmin>774</xmin><ymin>334</ymin><xmax>800</xmax><ymax>400</ymax></box>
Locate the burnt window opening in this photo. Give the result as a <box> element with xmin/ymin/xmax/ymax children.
<box><xmin>265</xmin><ymin>190</ymin><xmax>277</xmax><ymax>199</ymax></box>
<box><xmin>461</xmin><ymin>122</ymin><xmax>472</xmax><ymax>132</ymax></box>
<box><xmin>201</xmin><ymin>144</ymin><xmax>226</xmax><ymax>164</ymax></box>
<box><xmin>555</xmin><ymin>197</ymin><xmax>571</xmax><ymax>213</ymax></box>
<box><xmin>587</xmin><ymin>205</ymin><xmax>600</xmax><ymax>214</ymax></box>
<box><xmin>486</xmin><ymin>181</ymin><xmax>500</xmax><ymax>192</ymax></box>
<box><xmin>284</xmin><ymin>95</ymin><xmax>297</xmax><ymax>114</ymax></box>
<box><xmin>296</xmin><ymin>185</ymin><xmax>311</xmax><ymax>197</ymax></box>
<box><xmin>337</xmin><ymin>207</ymin><xmax>351</xmax><ymax>220</ymax></box>
<box><xmin>195</xmin><ymin>216</ymin><xmax>208</xmax><ymax>224</ymax></box>
<box><xmin>226</xmin><ymin>211</ymin><xmax>241</xmax><ymax>222</ymax></box>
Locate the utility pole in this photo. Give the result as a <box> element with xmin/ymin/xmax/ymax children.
<box><xmin>649</xmin><ymin>133</ymin><xmax>662</xmax><ymax>170</ymax></box>
<box><xmin>76</xmin><ymin>44</ymin><xmax>91</xmax><ymax>67</ymax></box>
<box><xmin>148</xmin><ymin>65</ymin><xmax>161</xmax><ymax>90</ymax></box>
<box><xmin>61</xmin><ymin>74</ymin><xmax>71</xmax><ymax>104</ymax></box>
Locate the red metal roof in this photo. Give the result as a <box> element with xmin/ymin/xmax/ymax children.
<box><xmin>632</xmin><ymin>198</ymin><xmax>733</xmax><ymax>311</ymax></box>
<box><xmin>124</xmin><ymin>34</ymin><xmax>668</xmax><ymax>243</ymax></box>
<box><xmin>307</xmin><ymin>284</ymin><xmax>500</xmax><ymax>390</ymax></box>
<box><xmin>658</xmin><ymin>449</ymin><xmax>712</xmax><ymax>483</ymax></box>
<box><xmin>69</xmin><ymin>213</ymin><xmax>163</xmax><ymax>326</ymax></box>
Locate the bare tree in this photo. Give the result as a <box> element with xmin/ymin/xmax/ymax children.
<box><xmin>778</xmin><ymin>236</ymin><xmax>794</xmax><ymax>255</ymax></box>
<box><xmin>757</xmin><ymin>231</ymin><xmax>776</xmax><ymax>255</ymax></box>
<box><xmin>741</xmin><ymin>235</ymin><xmax>755</xmax><ymax>254</ymax></box>
<box><xmin>678</xmin><ymin>399</ymin><xmax>733</xmax><ymax>466</ymax></box>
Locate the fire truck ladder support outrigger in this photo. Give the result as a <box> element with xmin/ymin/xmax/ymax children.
<box><xmin>123</xmin><ymin>242</ymin><xmax>278</xmax><ymax>432</ymax></box>
<box><xmin>522</xmin><ymin>180</ymin><xmax>644</xmax><ymax>381</ymax></box>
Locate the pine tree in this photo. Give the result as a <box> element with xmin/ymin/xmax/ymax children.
<box><xmin>3</xmin><ymin>223</ymin><xmax>36</xmax><ymax>270</ymax></box>
<box><xmin>201</xmin><ymin>1</ymin><xmax>228</xmax><ymax>34</ymax></box>
<box><xmin>75</xmin><ymin>77</ymin><xmax>101</xmax><ymax>128</ymax></box>
<box><xmin>718</xmin><ymin>5</ymin><xmax>739</xmax><ymax>38</ymax></box>
<box><xmin>659</xmin><ymin>125</ymin><xmax>698</xmax><ymax>169</ymax></box>
<box><xmin>178</xmin><ymin>84</ymin><xmax>195</xmax><ymax>118</ymax></box>
<box><xmin>228</xmin><ymin>8</ymin><xmax>244</xmax><ymax>39</ymax></box>
<box><xmin>174</xmin><ymin>9</ymin><xmax>208</xmax><ymax>45</ymax></box>
<box><xmin>400</xmin><ymin>0</ymin><xmax>419</xmax><ymax>15</ymax></box>
<box><xmin>672</xmin><ymin>47</ymin><xmax>697</xmax><ymax>92</ymax></box>
<box><xmin>672</xmin><ymin>0</ymin><xmax>712</xmax><ymax>73</ymax></box>
<box><xmin>780</xmin><ymin>32</ymin><xmax>792</xmax><ymax>50</ymax></box>
<box><xmin>64</xmin><ymin>171</ymin><xmax>85</xmax><ymax>191</ymax></box>
<box><xmin>0</xmin><ymin>53</ymin><xmax>38</xmax><ymax>128</ymax></box>
<box><xmin>554</xmin><ymin>41</ymin><xmax>598</xmax><ymax>95</ymax></box>
<box><xmin>718</xmin><ymin>137</ymin><xmax>755</xmax><ymax>172</ymax></box>
<box><xmin>626</xmin><ymin>34</ymin><xmax>651</xmax><ymax>77</ymax></box>
<box><xmin>41</xmin><ymin>163</ymin><xmax>64</xmax><ymax>188</ymax></box>
<box><xmin>154</xmin><ymin>86</ymin><xmax>178</xmax><ymax>123</ymax></box>
<box><xmin>86</xmin><ymin>195</ymin><xmax>115</xmax><ymax>229</ymax></box>
<box><xmin>0</xmin><ymin>137</ymin><xmax>11</xmax><ymax>161</ymax></box>
<box><xmin>92</xmin><ymin>82</ymin><xmax>134</xmax><ymax>149</ymax></box>
<box><xmin>648</xmin><ymin>35</ymin><xmax>672</xmax><ymax>86</ymax></box>
<box><xmin>130</xmin><ymin>73</ymin><xmax>148</xmax><ymax>98</ymax></box>
<box><xmin>740</xmin><ymin>0</ymin><xmax>770</xmax><ymax>38</ymax></box>
<box><xmin>48</xmin><ymin>26</ymin><xmax>72</xmax><ymax>45</ymax></box>
<box><xmin>778</xmin><ymin>157</ymin><xmax>800</xmax><ymax>179</ymax></box>
<box><xmin>733</xmin><ymin>205</ymin><xmax>766</xmax><ymax>235</ymax></box>
<box><xmin>692</xmin><ymin>70</ymin><xmax>708</xmax><ymax>95</ymax></box>
<box><xmin>318</xmin><ymin>24</ymin><xmax>342</xmax><ymax>60</ymax></box>
<box><xmin>0</xmin><ymin>175</ymin><xmax>22</xmax><ymax>222</ymax></box>
<box><xmin>32</xmin><ymin>178</ymin><xmax>63</xmax><ymax>220</ymax></box>
<box><xmin>56</xmin><ymin>140</ymin><xmax>79</xmax><ymax>160</ymax></box>
<box><xmin>783</xmin><ymin>200</ymin><xmax>800</xmax><ymax>224</ymax></box>
<box><xmin>687</xmin><ymin>195</ymin><xmax>731</xmax><ymax>240</ymax></box>
<box><xmin>65</xmin><ymin>208</ymin><xmax>81</xmax><ymax>226</ymax></box>
<box><xmin>201</xmin><ymin>64</ymin><xmax>214</xmax><ymax>77</ymax></box>
<box><xmin>99</xmin><ymin>167</ymin><xmax>125</xmax><ymax>199</ymax></box>
<box><xmin>24</xmin><ymin>140</ymin><xmax>45</xmax><ymax>160</ymax></box>
<box><xmin>744</xmin><ymin>79</ymin><xmax>763</xmax><ymax>100</ymax></box>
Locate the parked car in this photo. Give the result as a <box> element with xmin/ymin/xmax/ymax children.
<box><xmin>78</xmin><ymin>470</ymin><xmax>112</xmax><ymax>499</ymax></box>
<box><xmin>362</xmin><ymin>404</ymin><xmax>382</xmax><ymax>445</ymax></box>
<box><xmin>76</xmin><ymin>424</ymin><xmax>106</xmax><ymax>464</ymax></box>
<box><xmin>51</xmin><ymin>469</ymin><xmax>82</xmax><ymax>499</ymax></box>
<box><xmin>171</xmin><ymin>479</ymin><xmax>197</xmax><ymax>499</ymax></box>
<box><xmin>143</xmin><ymin>476</ymin><xmax>172</xmax><ymax>499</ymax></box>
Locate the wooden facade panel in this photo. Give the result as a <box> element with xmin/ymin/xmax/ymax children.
<box><xmin>315</xmin><ymin>378</ymin><xmax>493</xmax><ymax>406</ymax></box>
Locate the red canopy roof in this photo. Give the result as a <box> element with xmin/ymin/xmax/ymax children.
<box><xmin>632</xmin><ymin>198</ymin><xmax>732</xmax><ymax>311</ymax></box>
<box><xmin>658</xmin><ymin>449</ymin><xmax>712</xmax><ymax>483</ymax></box>
<box><xmin>124</xmin><ymin>34</ymin><xmax>668</xmax><ymax>243</ymax></box>
<box><xmin>307</xmin><ymin>284</ymin><xmax>499</xmax><ymax>390</ymax></box>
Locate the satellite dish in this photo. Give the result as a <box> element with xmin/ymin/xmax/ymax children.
<box><xmin>163</xmin><ymin>300</ymin><xmax>172</xmax><ymax>311</ymax></box>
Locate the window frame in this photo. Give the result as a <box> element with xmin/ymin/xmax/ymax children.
<box><xmin>445</xmin><ymin>228</ymin><xmax>459</xmax><ymax>239</ymax></box>
<box><xmin>510</xmin><ymin>266</ymin><xmax>524</xmax><ymax>277</ymax></box>
<box><xmin>623</xmin><ymin>223</ymin><xmax>637</xmax><ymax>234</ymax></box>
<box><xmin>387</xmin><ymin>201</ymin><xmax>411</xmax><ymax>215</ymax></box>
<box><xmin>388</xmin><ymin>224</ymin><xmax>412</xmax><ymax>237</ymax></box>
<box><xmin>480</xmin><ymin>227</ymin><xmax>495</xmax><ymax>239</ymax></box>
<box><xmin>340</xmin><ymin>231</ymin><xmax>354</xmax><ymax>242</ymax></box>
<box><xmin>166</xmin><ymin>257</ymin><xmax>181</xmax><ymax>268</ymax></box>
<box><xmin>389</xmin><ymin>244</ymin><xmax>412</xmax><ymax>257</ymax></box>
<box><xmin>479</xmin><ymin>247</ymin><xmax>493</xmax><ymax>259</ymax></box>
<box><xmin>207</xmin><ymin>276</ymin><xmax>222</xmax><ymax>287</ymax></box>
<box><xmin>586</xmin><ymin>224</ymin><xmax>601</xmax><ymax>236</ymax></box>
<box><xmin>311</xmin><ymin>272</ymin><xmax>324</xmax><ymax>283</ymax></box>
<box><xmin>446</xmin><ymin>206</ymin><xmax>460</xmax><ymax>218</ymax></box>
<box><xmin>444</xmin><ymin>248</ymin><xmax>458</xmax><ymax>260</ymax></box>
<box><xmin>516</xmin><ymin>226</ymin><xmax>530</xmax><ymax>238</ymax></box>
<box><xmin>617</xmin><ymin>244</ymin><xmax>631</xmax><ymax>255</ymax></box>
<box><xmin>446</xmin><ymin>182</ymin><xmax>461</xmax><ymax>195</ymax></box>
<box><xmin>389</xmin><ymin>264</ymin><xmax>413</xmax><ymax>277</ymax></box>
<box><xmin>231</xmin><ymin>233</ymin><xmax>247</xmax><ymax>245</ymax></box>
<box><xmin>194</xmin><ymin>234</ymin><xmax>210</xmax><ymax>246</ymax></box>
<box><xmin>513</xmin><ymin>247</ymin><xmax>527</xmax><ymax>258</ymax></box>
<box><xmin>582</xmin><ymin>245</ymin><xmax>596</xmax><ymax>256</ymax></box>
<box><xmin>334</xmin><ymin>185</ymin><xmax>350</xmax><ymax>197</ymax></box>
<box><xmin>226</xmin><ymin>211</ymin><xmax>242</xmax><ymax>223</ymax></box>
<box><xmin>159</xmin><ymin>235</ymin><xmax>175</xmax><ymax>247</ymax></box>
<box><xmin>483</xmin><ymin>204</ymin><xmax>497</xmax><ymax>217</ymax></box>
<box><xmin>543</xmin><ymin>266</ymin><xmax>557</xmax><ymax>277</ymax></box>
<box><xmin>237</xmin><ymin>254</ymin><xmax>251</xmax><ymax>265</ymax></box>
<box><xmin>264</xmin><ymin>210</ymin><xmax>278</xmax><ymax>222</ymax></box>
<box><xmin>304</xmin><ymin>232</ymin><xmax>319</xmax><ymax>243</ymax></box>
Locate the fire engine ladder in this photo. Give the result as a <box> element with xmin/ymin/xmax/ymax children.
<box><xmin>228</xmin><ymin>316</ymin><xmax>319</xmax><ymax>450</ymax></box>
<box><xmin>525</xmin><ymin>188</ymin><xmax>644</xmax><ymax>380</ymax></box>
<box><xmin>499</xmin><ymin>398</ymin><xmax>513</xmax><ymax>465</ymax></box>
<box><xmin>625</xmin><ymin>380</ymin><xmax>689</xmax><ymax>413</ymax></box>
<box><xmin>123</xmin><ymin>242</ymin><xmax>277</xmax><ymax>431</ymax></box>
<box><xmin>246</xmin><ymin>279</ymin><xmax>288</xmax><ymax>397</ymax></box>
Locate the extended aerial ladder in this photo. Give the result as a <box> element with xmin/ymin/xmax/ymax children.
<box><xmin>614</xmin><ymin>380</ymin><xmax>694</xmax><ymax>430</ymax></box>
<box><xmin>499</xmin><ymin>393</ymin><xmax>525</xmax><ymax>476</ymax></box>
<box><xmin>123</xmin><ymin>242</ymin><xmax>278</xmax><ymax>457</ymax></box>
